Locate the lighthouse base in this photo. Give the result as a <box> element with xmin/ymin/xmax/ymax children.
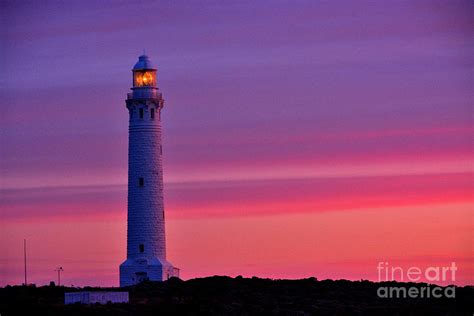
<box><xmin>119</xmin><ymin>257</ymin><xmax>179</xmax><ymax>287</ymax></box>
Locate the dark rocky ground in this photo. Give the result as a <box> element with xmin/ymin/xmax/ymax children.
<box><xmin>0</xmin><ymin>276</ymin><xmax>472</xmax><ymax>315</ymax></box>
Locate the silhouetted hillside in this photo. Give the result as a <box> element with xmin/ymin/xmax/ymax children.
<box><xmin>0</xmin><ymin>276</ymin><xmax>472</xmax><ymax>315</ymax></box>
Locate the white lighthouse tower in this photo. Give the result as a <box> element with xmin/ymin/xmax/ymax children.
<box><xmin>120</xmin><ymin>55</ymin><xmax>179</xmax><ymax>287</ymax></box>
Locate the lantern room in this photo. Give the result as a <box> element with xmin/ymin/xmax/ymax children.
<box><xmin>132</xmin><ymin>55</ymin><xmax>157</xmax><ymax>88</ymax></box>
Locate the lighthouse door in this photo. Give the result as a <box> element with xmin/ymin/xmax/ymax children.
<box><xmin>135</xmin><ymin>272</ymin><xmax>148</xmax><ymax>283</ymax></box>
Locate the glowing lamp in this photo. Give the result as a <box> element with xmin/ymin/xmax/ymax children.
<box><xmin>132</xmin><ymin>55</ymin><xmax>157</xmax><ymax>88</ymax></box>
<box><xmin>133</xmin><ymin>70</ymin><xmax>156</xmax><ymax>87</ymax></box>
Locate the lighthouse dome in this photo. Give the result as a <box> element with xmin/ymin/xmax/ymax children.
<box><xmin>133</xmin><ymin>54</ymin><xmax>156</xmax><ymax>70</ymax></box>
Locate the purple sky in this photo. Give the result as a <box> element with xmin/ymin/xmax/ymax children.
<box><xmin>2</xmin><ymin>1</ymin><xmax>472</xmax><ymax>188</ymax></box>
<box><xmin>0</xmin><ymin>1</ymin><xmax>472</xmax><ymax>286</ymax></box>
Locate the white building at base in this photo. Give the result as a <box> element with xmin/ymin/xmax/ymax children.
<box><xmin>65</xmin><ymin>292</ymin><xmax>129</xmax><ymax>304</ymax></box>
<box><xmin>119</xmin><ymin>55</ymin><xmax>179</xmax><ymax>287</ymax></box>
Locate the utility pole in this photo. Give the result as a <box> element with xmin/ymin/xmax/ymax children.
<box><xmin>23</xmin><ymin>239</ymin><xmax>27</xmax><ymax>286</ymax></box>
<box><xmin>54</xmin><ymin>267</ymin><xmax>64</xmax><ymax>286</ymax></box>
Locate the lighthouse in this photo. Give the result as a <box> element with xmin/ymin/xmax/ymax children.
<box><xmin>120</xmin><ymin>55</ymin><xmax>179</xmax><ymax>286</ymax></box>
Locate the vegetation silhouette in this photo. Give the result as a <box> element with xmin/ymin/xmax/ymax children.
<box><xmin>1</xmin><ymin>276</ymin><xmax>472</xmax><ymax>315</ymax></box>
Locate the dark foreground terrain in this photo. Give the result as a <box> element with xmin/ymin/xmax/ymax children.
<box><xmin>0</xmin><ymin>276</ymin><xmax>472</xmax><ymax>315</ymax></box>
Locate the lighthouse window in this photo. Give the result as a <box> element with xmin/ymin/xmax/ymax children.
<box><xmin>139</xmin><ymin>177</ymin><xmax>144</xmax><ymax>187</ymax></box>
<box><xmin>139</xmin><ymin>244</ymin><xmax>144</xmax><ymax>253</ymax></box>
<box><xmin>151</xmin><ymin>108</ymin><xmax>155</xmax><ymax>120</ymax></box>
<box><xmin>139</xmin><ymin>108</ymin><xmax>144</xmax><ymax>119</ymax></box>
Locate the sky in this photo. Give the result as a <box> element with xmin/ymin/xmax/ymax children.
<box><xmin>0</xmin><ymin>0</ymin><xmax>472</xmax><ymax>286</ymax></box>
